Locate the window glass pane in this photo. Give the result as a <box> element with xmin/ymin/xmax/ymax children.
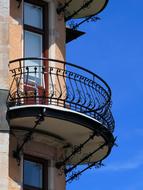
<box><xmin>24</xmin><ymin>2</ymin><xmax>43</xmax><ymax>29</ymax></box>
<box><xmin>24</xmin><ymin>31</ymin><xmax>42</xmax><ymax>85</ymax></box>
<box><xmin>24</xmin><ymin>31</ymin><xmax>42</xmax><ymax>58</ymax></box>
<box><xmin>24</xmin><ymin>160</ymin><xmax>43</xmax><ymax>188</ymax></box>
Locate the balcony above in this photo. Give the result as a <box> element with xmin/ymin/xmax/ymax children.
<box><xmin>7</xmin><ymin>57</ymin><xmax>115</xmax><ymax>165</ymax></box>
<box><xmin>57</xmin><ymin>0</ymin><xmax>109</xmax><ymax>20</ymax></box>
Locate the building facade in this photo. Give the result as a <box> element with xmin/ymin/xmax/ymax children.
<box><xmin>0</xmin><ymin>0</ymin><xmax>115</xmax><ymax>190</ymax></box>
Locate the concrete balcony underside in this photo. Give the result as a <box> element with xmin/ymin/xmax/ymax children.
<box><xmin>8</xmin><ymin>104</ymin><xmax>114</xmax><ymax>164</ymax></box>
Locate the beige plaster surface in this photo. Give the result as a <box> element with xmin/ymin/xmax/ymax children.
<box><xmin>0</xmin><ymin>0</ymin><xmax>9</xmax><ymax>89</ymax></box>
<box><xmin>0</xmin><ymin>133</ymin><xmax>9</xmax><ymax>190</ymax></box>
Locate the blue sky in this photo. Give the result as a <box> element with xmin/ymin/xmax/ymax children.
<box><xmin>66</xmin><ymin>0</ymin><xmax>143</xmax><ymax>189</ymax></box>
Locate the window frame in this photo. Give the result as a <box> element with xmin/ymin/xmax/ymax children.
<box><xmin>23</xmin><ymin>154</ymin><xmax>48</xmax><ymax>190</ymax></box>
<box><xmin>23</xmin><ymin>0</ymin><xmax>49</xmax><ymax>97</ymax></box>
<box><xmin>24</xmin><ymin>0</ymin><xmax>49</xmax><ymax>58</ymax></box>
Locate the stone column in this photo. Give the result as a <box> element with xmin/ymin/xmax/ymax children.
<box><xmin>0</xmin><ymin>0</ymin><xmax>10</xmax><ymax>189</ymax></box>
<box><xmin>48</xmin><ymin>160</ymin><xmax>55</xmax><ymax>190</ymax></box>
<box><xmin>0</xmin><ymin>0</ymin><xmax>9</xmax><ymax>89</ymax></box>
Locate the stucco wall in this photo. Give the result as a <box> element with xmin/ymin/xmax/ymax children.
<box><xmin>0</xmin><ymin>133</ymin><xmax>9</xmax><ymax>190</ymax></box>
<box><xmin>9</xmin><ymin>0</ymin><xmax>23</xmax><ymax>61</ymax></box>
<box><xmin>48</xmin><ymin>0</ymin><xmax>65</xmax><ymax>61</ymax></box>
<box><xmin>7</xmin><ymin>0</ymin><xmax>66</xmax><ymax>189</ymax></box>
<box><xmin>0</xmin><ymin>1</ymin><xmax>10</xmax><ymax>190</ymax></box>
<box><xmin>0</xmin><ymin>0</ymin><xmax>9</xmax><ymax>90</ymax></box>
<box><xmin>9</xmin><ymin>136</ymin><xmax>23</xmax><ymax>190</ymax></box>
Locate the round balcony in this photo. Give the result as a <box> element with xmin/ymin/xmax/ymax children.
<box><xmin>7</xmin><ymin>57</ymin><xmax>115</xmax><ymax>165</ymax></box>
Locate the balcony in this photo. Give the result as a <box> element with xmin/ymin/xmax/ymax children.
<box><xmin>7</xmin><ymin>57</ymin><xmax>115</xmax><ymax>166</ymax></box>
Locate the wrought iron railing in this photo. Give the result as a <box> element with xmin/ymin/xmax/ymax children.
<box><xmin>7</xmin><ymin>58</ymin><xmax>115</xmax><ymax>132</ymax></box>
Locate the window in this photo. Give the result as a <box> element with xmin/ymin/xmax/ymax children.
<box><xmin>24</xmin><ymin>2</ymin><xmax>43</xmax><ymax>29</ymax></box>
<box><xmin>23</xmin><ymin>155</ymin><xmax>48</xmax><ymax>190</ymax></box>
<box><xmin>24</xmin><ymin>160</ymin><xmax>43</xmax><ymax>188</ymax></box>
<box><xmin>24</xmin><ymin>0</ymin><xmax>49</xmax><ymax>85</ymax></box>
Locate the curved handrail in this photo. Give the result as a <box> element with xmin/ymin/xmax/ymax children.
<box><xmin>9</xmin><ymin>57</ymin><xmax>112</xmax><ymax>97</ymax></box>
<box><xmin>8</xmin><ymin>57</ymin><xmax>115</xmax><ymax>132</ymax></box>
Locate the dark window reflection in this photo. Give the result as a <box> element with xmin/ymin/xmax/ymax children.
<box><xmin>24</xmin><ymin>160</ymin><xmax>43</xmax><ymax>188</ymax></box>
